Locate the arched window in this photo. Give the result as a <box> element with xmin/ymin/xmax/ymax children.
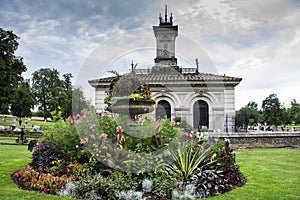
<box><xmin>193</xmin><ymin>100</ymin><xmax>209</xmax><ymax>130</ymax></box>
<box><xmin>156</xmin><ymin>100</ymin><xmax>171</xmax><ymax>119</ymax></box>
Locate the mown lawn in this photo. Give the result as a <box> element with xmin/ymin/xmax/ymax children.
<box><xmin>0</xmin><ymin>145</ymin><xmax>299</xmax><ymax>200</ymax></box>
<box><xmin>207</xmin><ymin>148</ymin><xmax>300</xmax><ymax>200</ymax></box>
<box><xmin>0</xmin><ymin>145</ymin><xmax>72</xmax><ymax>200</ymax></box>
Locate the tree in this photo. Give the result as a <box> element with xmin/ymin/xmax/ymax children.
<box><xmin>235</xmin><ymin>101</ymin><xmax>261</xmax><ymax>130</ymax></box>
<box><xmin>0</xmin><ymin>28</ymin><xmax>27</xmax><ymax>113</ymax></box>
<box><xmin>10</xmin><ymin>81</ymin><xmax>35</xmax><ymax>117</ymax></box>
<box><xmin>31</xmin><ymin>68</ymin><xmax>65</xmax><ymax>119</ymax></box>
<box><xmin>287</xmin><ymin>99</ymin><xmax>300</xmax><ymax>124</ymax></box>
<box><xmin>61</xmin><ymin>73</ymin><xmax>73</xmax><ymax>119</ymax></box>
<box><xmin>261</xmin><ymin>94</ymin><xmax>285</xmax><ymax>126</ymax></box>
<box><xmin>72</xmin><ymin>86</ymin><xmax>90</xmax><ymax>115</ymax></box>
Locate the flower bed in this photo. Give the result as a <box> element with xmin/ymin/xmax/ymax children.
<box><xmin>11</xmin><ymin>110</ymin><xmax>245</xmax><ymax>199</ymax></box>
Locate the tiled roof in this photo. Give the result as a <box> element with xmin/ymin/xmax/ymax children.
<box><xmin>89</xmin><ymin>72</ymin><xmax>242</xmax><ymax>87</ymax></box>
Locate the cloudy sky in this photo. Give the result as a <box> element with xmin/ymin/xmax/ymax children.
<box><xmin>1</xmin><ymin>0</ymin><xmax>299</xmax><ymax>110</ymax></box>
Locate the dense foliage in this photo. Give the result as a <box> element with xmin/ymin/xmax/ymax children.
<box><xmin>262</xmin><ymin>94</ymin><xmax>285</xmax><ymax>126</ymax></box>
<box><xmin>10</xmin><ymin>81</ymin><xmax>35</xmax><ymax>118</ymax></box>
<box><xmin>235</xmin><ymin>101</ymin><xmax>260</xmax><ymax>129</ymax></box>
<box><xmin>0</xmin><ymin>28</ymin><xmax>27</xmax><ymax>113</ymax></box>
<box><xmin>236</xmin><ymin>95</ymin><xmax>300</xmax><ymax>130</ymax></box>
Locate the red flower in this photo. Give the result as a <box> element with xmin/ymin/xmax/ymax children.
<box><xmin>116</xmin><ymin>126</ymin><xmax>123</xmax><ymax>134</ymax></box>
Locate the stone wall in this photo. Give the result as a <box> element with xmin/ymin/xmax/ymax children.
<box><xmin>210</xmin><ymin>132</ymin><xmax>300</xmax><ymax>148</ymax></box>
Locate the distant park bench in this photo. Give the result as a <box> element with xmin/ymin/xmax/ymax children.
<box><xmin>0</xmin><ymin>130</ymin><xmax>43</xmax><ymax>143</ymax></box>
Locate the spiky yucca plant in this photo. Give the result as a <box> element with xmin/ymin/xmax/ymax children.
<box><xmin>167</xmin><ymin>141</ymin><xmax>214</xmax><ymax>181</ymax></box>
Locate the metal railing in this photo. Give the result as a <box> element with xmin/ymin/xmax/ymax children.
<box><xmin>135</xmin><ymin>67</ymin><xmax>199</xmax><ymax>74</ymax></box>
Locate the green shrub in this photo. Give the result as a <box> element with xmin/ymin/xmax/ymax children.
<box><xmin>152</xmin><ymin>169</ymin><xmax>177</xmax><ymax>199</ymax></box>
<box><xmin>174</xmin><ymin>116</ymin><xmax>194</xmax><ymax>132</ymax></box>
<box><xmin>73</xmin><ymin>170</ymin><xmax>138</xmax><ymax>200</ymax></box>
<box><xmin>202</xmin><ymin>139</ymin><xmax>226</xmax><ymax>171</ymax></box>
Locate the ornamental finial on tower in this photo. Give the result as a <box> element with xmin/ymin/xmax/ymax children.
<box><xmin>159</xmin><ymin>5</ymin><xmax>173</xmax><ymax>25</ymax></box>
<box><xmin>165</xmin><ymin>5</ymin><xmax>168</xmax><ymax>23</ymax></box>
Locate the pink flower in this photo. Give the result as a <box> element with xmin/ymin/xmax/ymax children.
<box><xmin>156</xmin><ymin>125</ymin><xmax>160</xmax><ymax>132</ymax></box>
<box><xmin>138</xmin><ymin>117</ymin><xmax>143</xmax><ymax>123</ymax></box>
<box><xmin>80</xmin><ymin>137</ymin><xmax>88</xmax><ymax>144</ymax></box>
<box><xmin>89</xmin><ymin>124</ymin><xmax>96</xmax><ymax>132</ymax></box>
<box><xmin>184</xmin><ymin>132</ymin><xmax>190</xmax><ymax>138</ymax></box>
<box><xmin>171</xmin><ymin>121</ymin><xmax>176</xmax><ymax>126</ymax></box>
<box><xmin>99</xmin><ymin>133</ymin><xmax>108</xmax><ymax>140</ymax></box>
<box><xmin>120</xmin><ymin>135</ymin><xmax>126</xmax><ymax>143</ymax></box>
<box><xmin>90</xmin><ymin>134</ymin><xmax>95</xmax><ymax>140</ymax></box>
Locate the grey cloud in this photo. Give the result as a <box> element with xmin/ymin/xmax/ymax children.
<box><xmin>0</xmin><ymin>0</ymin><xmax>154</xmax><ymax>38</ymax></box>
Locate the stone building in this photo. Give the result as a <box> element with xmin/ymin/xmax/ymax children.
<box><xmin>89</xmin><ymin>6</ymin><xmax>242</xmax><ymax>132</ymax></box>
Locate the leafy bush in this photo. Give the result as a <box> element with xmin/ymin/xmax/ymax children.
<box><xmin>174</xmin><ymin>116</ymin><xmax>194</xmax><ymax>132</ymax></box>
<box><xmin>74</xmin><ymin>111</ymin><xmax>186</xmax><ymax>173</ymax></box>
<box><xmin>190</xmin><ymin>139</ymin><xmax>246</xmax><ymax>198</ymax></box>
<box><xmin>152</xmin><ymin>169</ymin><xmax>177</xmax><ymax>199</ymax></box>
<box><xmin>30</xmin><ymin>121</ymin><xmax>90</xmax><ymax>174</ymax></box>
<box><xmin>219</xmin><ymin>140</ymin><xmax>246</xmax><ymax>189</ymax></box>
<box><xmin>31</xmin><ymin>139</ymin><xmax>69</xmax><ymax>174</ymax></box>
<box><xmin>191</xmin><ymin>169</ymin><xmax>227</xmax><ymax>198</ymax></box>
<box><xmin>73</xmin><ymin>170</ymin><xmax>139</xmax><ymax>200</ymax></box>
<box><xmin>202</xmin><ymin>139</ymin><xmax>226</xmax><ymax>171</ymax></box>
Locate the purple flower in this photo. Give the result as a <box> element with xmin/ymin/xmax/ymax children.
<box><xmin>56</xmin><ymin>142</ymin><xmax>61</xmax><ymax>148</ymax></box>
<box><xmin>39</xmin><ymin>141</ymin><xmax>45</xmax><ymax>150</ymax></box>
<box><xmin>86</xmin><ymin>111</ymin><xmax>91</xmax><ymax>118</ymax></box>
<box><xmin>80</xmin><ymin>110</ymin><xmax>84</xmax><ymax>116</ymax></box>
<box><xmin>75</xmin><ymin>114</ymin><xmax>81</xmax><ymax>120</ymax></box>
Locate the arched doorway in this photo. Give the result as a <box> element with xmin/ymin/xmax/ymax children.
<box><xmin>156</xmin><ymin>100</ymin><xmax>171</xmax><ymax>119</ymax></box>
<box><xmin>193</xmin><ymin>100</ymin><xmax>209</xmax><ymax>130</ymax></box>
